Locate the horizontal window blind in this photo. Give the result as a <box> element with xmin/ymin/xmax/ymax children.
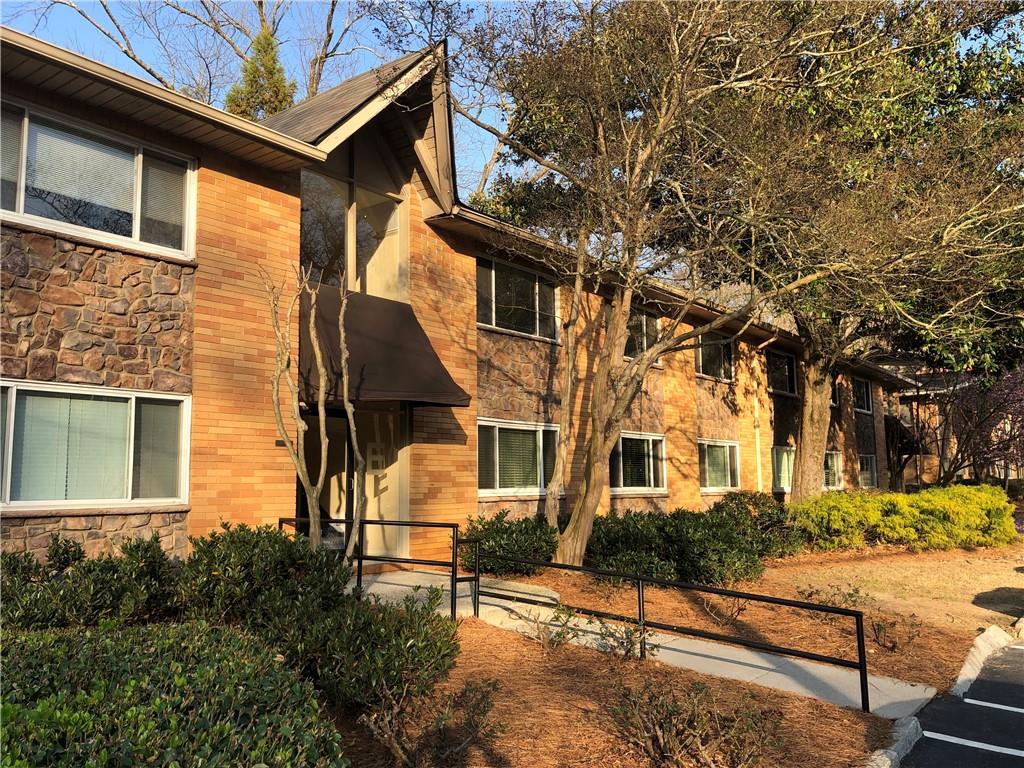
<box><xmin>140</xmin><ymin>153</ymin><xmax>186</xmax><ymax>249</ymax></box>
<box><xmin>132</xmin><ymin>398</ymin><xmax>181</xmax><ymax>499</ymax></box>
<box><xmin>1</xmin><ymin>106</ymin><xmax>21</xmax><ymax>211</ymax></box>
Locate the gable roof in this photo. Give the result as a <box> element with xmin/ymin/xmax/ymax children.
<box><xmin>261</xmin><ymin>50</ymin><xmax>429</xmax><ymax>144</ymax></box>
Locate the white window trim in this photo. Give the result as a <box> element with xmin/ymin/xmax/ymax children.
<box><xmin>477</xmin><ymin>417</ymin><xmax>557</xmax><ymax>498</ymax></box>
<box><xmin>766</xmin><ymin>350</ymin><xmax>798</xmax><ymax>396</ymax></box>
<box><xmin>695</xmin><ymin>333</ymin><xmax>735</xmax><ymax>383</ymax></box>
<box><xmin>824</xmin><ymin>450</ymin><xmax>843</xmax><ymax>489</ymax></box>
<box><xmin>858</xmin><ymin>454</ymin><xmax>878</xmax><ymax>489</ymax></box>
<box><xmin>477</xmin><ymin>257</ymin><xmax>561</xmax><ymax>343</ymax></box>
<box><xmin>698</xmin><ymin>438</ymin><xmax>741</xmax><ymax>493</ymax></box>
<box><xmin>0</xmin><ymin>378</ymin><xmax>191</xmax><ymax>511</ymax></box>
<box><xmin>771</xmin><ymin>445</ymin><xmax>796</xmax><ymax>492</ymax></box>
<box><xmin>853</xmin><ymin>378</ymin><xmax>874</xmax><ymax>414</ymax></box>
<box><xmin>0</xmin><ymin>98</ymin><xmax>198</xmax><ymax>263</ymax></box>
<box><xmin>610</xmin><ymin>430</ymin><xmax>667</xmax><ymax>495</ymax></box>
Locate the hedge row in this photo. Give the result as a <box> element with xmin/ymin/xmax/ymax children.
<box><xmin>790</xmin><ymin>484</ymin><xmax>1018</xmax><ymax>551</ymax></box>
<box><xmin>1</xmin><ymin>622</ymin><xmax>348</xmax><ymax>768</ymax></box>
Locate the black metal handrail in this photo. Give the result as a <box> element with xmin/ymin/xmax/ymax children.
<box><xmin>461</xmin><ymin>544</ymin><xmax>870</xmax><ymax>713</ymax></box>
<box><xmin>278</xmin><ymin>516</ymin><xmax>471</xmax><ymax>620</ymax></box>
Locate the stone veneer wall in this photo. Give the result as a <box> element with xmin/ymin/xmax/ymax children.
<box><xmin>0</xmin><ymin>511</ymin><xmax>189</xmax><ymax>560</ymax></box>
<box><xmin>1</xmin><ymin>226</ymin><xmax>193</xmax><ymax>391</ymax></box>
<box><xmin>1</xmin><ymin>225</ymin><xmax>194</xmax><ymax>559</ymax></box>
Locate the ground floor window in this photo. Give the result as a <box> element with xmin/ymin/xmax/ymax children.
<box><xmin>824</xmin><ymin>451</ymin><xmax>843</xmax><ymax>489</ymax></box>
<box><xmin>698</xmin><ymin>440</ymin><xmax>739</xmax><ymax>491</ymax></box>
<box><xmin>0</xmin><ymin>380</ymin><xmax>189</xmax><ymax>506</ymax></box>
<box><xmin>477</xmin><ymin>419</ymin><xmax>556</xmax><ymax>495</ymax></box>
<box><xmin>858</xmin><ymin>454</ymin><xmax>877</xmax><ymax>488</ymax></box>
<box><xmin>772</xmin><ymin>445</ymin><xmax>795</xmax><ymax>492</ymax></box>
<box><xmin>610</xmin><ymin>433</ymin><xmax>665</xmax><ymax>492</ymax></box>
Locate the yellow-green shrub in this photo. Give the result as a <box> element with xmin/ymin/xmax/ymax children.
<box><xmin>792</xmin><ymin>485</ymin><xmax>1018</xmax><ymax>551</ymax></box>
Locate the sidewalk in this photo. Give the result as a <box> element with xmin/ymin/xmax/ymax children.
<box><xmin>355</xmin><ymin>568</ymin><xmax>936</xmax><ymax>720</ymax></box>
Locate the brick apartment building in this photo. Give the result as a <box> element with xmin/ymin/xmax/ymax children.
<box><xmin>0</xmin><ymin>29</ymin><xmax>902</xmax><ymax>561</ymax></box>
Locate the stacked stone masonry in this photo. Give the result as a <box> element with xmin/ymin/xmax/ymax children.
<box><xmin>1</xmin><ymin>226</ymin><xmax>193</xmax><ymax>393</ymax></box>
<box><xmin>1</xmin><ymin>511</ymin><xmax>189</xmax><ymax>561</ymax></box>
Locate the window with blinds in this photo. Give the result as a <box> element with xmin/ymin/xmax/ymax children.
<box><xmin>0</xmin><ymin>103</ymin><xmax>191</xmax><ymax>255</ymax></box>
<box><xmin>1</xmin><ymin>383</ymin><xmax>187</xmax><ymax>505</ymax></box>
<box><xmin>772</xmin><ymin>446</ymin><xmax>795</xmax><ymax>491</ymax></box>
<box><xmin>476</xmin><ymin>258</ymin><xmax>557</xmax><ymax>339</ymax></box>
<box><xmin>698</xmin><ymin>441</ymin><xmax>740</xmax><ymax>491</ymax></box>
<box><xmin>609</xmin><ymin>434</ymin><xmax>665</xmax><ymax>491</ymax></box>
<box><xmin>858</xmin><ymin>455</ymin><xmax>877</xmax><ymax>488</ymax></box>
<box><xmin>477</xmin><ymin>421</ymin><xmax>557</xmax><ymax>494</ymax></box>
<box><xmin>824</xmin><ymin>451</ymin><xmax>842</xmax><ymax>489</ymax></box>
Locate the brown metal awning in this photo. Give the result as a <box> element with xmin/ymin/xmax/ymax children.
<box><xmin>299</xmin><ymin>288</ymin><xmax>470</xmax><ymax>408</ymax></box>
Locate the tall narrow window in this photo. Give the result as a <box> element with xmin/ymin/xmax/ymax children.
<box><xmin>625</xmin><ymin>310</ymin><xmax>658</xmax><ymax>358</ymax></box>
<box><xmin>766</xmin><ymin>351</ymin><xmax>797</xmax><ymax>394</ymax></box>
<box><xmin>772</xmin><ymin>446</ymin><xmax>795</xmax><ymax>492</ymax></box>
<box><xmin>696</xmin><ymin>332</ymin><xmax>734</xmax><ymax>380</ymax></box>
<box><xmin>824</xmin><ymin>451</ymin><xmax>842</xmax><ymax>489</ymax></box>
<box><xmin>132</xmin><ymin>398</ymin><xmax>182</xmax><ymax>499</ymax></box>
<box><xmin>698</xmin><ymin>441</ymin><xmax>740</xmax><ymax>491</ymax></box>
<box><xmin>477</xmin><ymin>421</ymin><xmax>557</xmax><ymax>494</ymax></box>
<box><xmin>354</xmin><ymin>186</ymin><xmax>402</xmax><ymax>299</ymax></box>
<box><xmin>858</xmin><ymin>455</ymin><xmax>877</xmax><ymax>488</ymax></box>
<box><xmin>610</xmin><ymin>434</ymin><xmax>665</xmax><ymax>491</ymax></box>
<box><xmin>853</xmin><ymin>378</ymin><xmax>873</xmax><ymax>413</ymax></box>
<box><xmin>476</xmin><ymin>258</ymin><xmax>557</xmax><ymax>340</ymax></box>
<box><xmin>1</xmin><ymin>103</ymin><xmax>193</xmax><ymax>256</ymax></box>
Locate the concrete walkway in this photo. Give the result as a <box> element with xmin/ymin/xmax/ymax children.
<box><xmin>355</xmin><ymin>569</ymin><xmax>936</xmax><ymax>720</ymax></box>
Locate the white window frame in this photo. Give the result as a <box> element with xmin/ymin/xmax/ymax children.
<box><xmin>698</xmin><ymin>438</ymin><xmax>741</xmax><ymax>493</ymax></box>
<box><xmin>476</xmin><ymin>257</ymin><xmax>560</xmax><ymax>342</ymax></box>
<box><xmin>695</xmin><ymin>332</ymin><xmax>735</xmax><ymax>382</ymax></box>
<box><xmin>766</xmin><ymin>350</ymin><xmax>797</xmax><ymax>396</ymax></box>
<box><xmin>858</xmin><ymin>454</ymin><xmax>878</xmax><ymax>489</ymax></box>
<box><xmin>853</xmin><ymin>378</ymin><xmax>873</xmax><ymax>414</ymax></box>
<box><xmin>771</xmin><ymin>445</ymin><xmax>796</xmax><ymax>492</ymax></box>
<box><xmin>623</xmin><ymin>309</ymin><xmax>659</xmax><ymax>360</ymax></box>
<box><xmin>610</xmin><ymin>431</ymin><xmax>667</xmax><ymax>495</ymax></box>
<box><xmin>477</xmin><ymin>417</ymin><xmax>558</xmax><ymax>498</ymax></box>
<box><xmin>824</xmin><ymin>450</ymin><xmax>843</xmax><ymax>489</ymax></box>
<box><xmin>0</xmin><ymin>378</ymin><xmax>191</xmax><ymax>510</ymax></box>
<box><xmin>0</xmin><ymin>98</ymin><xmax>198</xmax><ymax>263</ymax></box>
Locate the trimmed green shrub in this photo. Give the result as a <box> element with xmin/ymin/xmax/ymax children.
<box><xmin>595</xmin><ymin>551</ymin><xmax>678</xmax><ymax>583</ymax></box>
<box><xmin>253</xmin><ymin>588</ymin><xmax>460</xmax><ymax>710</ymax></box>
<box><xmin>1</xmin><ymin>534</ymin><xmax>177</xmax><ymax>630</ymax></box>
<box><xmin>791</xmin><ymin>484</ymin><xmax>1018</xmax><ymax>551</ymax></box>
<box><xmin>588</xmin><ymin>510</ymin><xmax>669</xmax><ymax>564</ymax></box>
<box><xmin>706</xmin><ymin>492</ymin><xmax>805</xmax><ymax>559</ymax></box>
<box><xmin>1</xmin><ymin>622</ymin><xmax>348</xmax><ymax>767</ymax></box>
<box><xmin>178</xmin><ymin>523</ymin><xmax>352</xmax><ymax>623</ymax></box>
<box><xmin>461</xmin><ymin>510</ymin><xmax>558</xmax><ymax>575</ymax></box>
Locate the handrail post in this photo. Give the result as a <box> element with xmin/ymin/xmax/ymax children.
<box><xmin>450</xmin><ymin>526</ymin><xmax>459</xmax><ymax>621</ymax></box>
<box><xmin>855</xmin><ymin>612</ymin><xmax>870</xmax><ymax>713</ymax></box>
<box><xmin>637</xmin><ymin>578</ymin><xmax>647</xmax><ymax>660</ymax></box>
<box><xmin>473</xmin><ymin>540</ymin><xmax>481</xmax><ymax>617</ymax></box>
<box><xmin>355</xmin><ymin>520</ymin><xmax>364</xmax><ymax>598</ymax></box>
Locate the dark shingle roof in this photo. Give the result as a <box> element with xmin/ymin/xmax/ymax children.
<box><xmin>261</xmin><ymin>50</ymin><xmax>429</xmax><ymax>144</ymax></box>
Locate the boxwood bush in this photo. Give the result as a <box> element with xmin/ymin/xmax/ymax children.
<box><xmin>791</xmin><ymin>484</ymin><xmax>1018</xmax><ymax>551</ymax></box>
<box><xmin>1</xmin><ymin>622</ymin><xmax>348</xmax><ymax>767</ymax></box>
<box><xmin>1</xmin><ymin>534</ymin><xmax>177</xmax><ymax>630</ymax></box>
<box><xmin>460</xmin><ymin>510</ymin><xmax>558</xmax><ymax>575</ymax></box>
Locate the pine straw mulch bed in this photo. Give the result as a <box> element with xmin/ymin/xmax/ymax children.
<box><xmin>335</xmin><ymin>618</ymin><xmax>888</xmax><ymax>768</ymax></box>
<box><xmin>519</xmin><ymin>543</ymin><xmax>1024</xmax><ymax>693</ymax></box>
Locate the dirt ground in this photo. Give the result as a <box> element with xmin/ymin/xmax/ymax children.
<box><xmin>519</xmin><ymin>541</ymin><xmax>1023</xmax><ymax>692</ymax></box>
<box><xmin>338</xmin><ymin>618</ymin><xmax>888</xmax><ymax>768</ymax></box>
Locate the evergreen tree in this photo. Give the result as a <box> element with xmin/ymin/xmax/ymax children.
<box><xmin>224</xmin><ymin>27</ymin><xmax>296</xmax><ymax>121</ymax></box>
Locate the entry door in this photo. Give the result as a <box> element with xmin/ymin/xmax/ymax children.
<box><xmin>352</xmin><ymin>406</ymin><xmax>408</xmax><ymax>558</ymax></box>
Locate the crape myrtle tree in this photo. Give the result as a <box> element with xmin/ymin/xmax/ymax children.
<box><xmin>450</xmin><ymin>0</ymin><xmax>968</xmax><ymax>564</ymax></box>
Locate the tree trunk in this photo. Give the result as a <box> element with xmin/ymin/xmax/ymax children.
<box><xmin>790</xmin><ymin>359</ymin><xmax>832</xmax><ymax>503</ymax></box>
<box><xmin>554</xmin><ymin>434</ymin><xmax>609</xmax><ymax>565</ymax></box>
<box><xmin>305</xmin><ymin>489</ymin><xmax>322</xmax><ymax>549</ymax></box>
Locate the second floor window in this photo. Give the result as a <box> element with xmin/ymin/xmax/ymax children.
<box><xmin>1</xmin><ymin>103</ymin><xmax>191</xmax><ymax>255</ymax></box>
<box><xmin>477</xmin><ymin>420</ymin><xmax>556</xmax><ymax>494</ymax></box>
<box><xmin>610</xmin><ymin>433</ymin><xmax>665</xmax><ymax>492</ymax></box>
<box><xmin>766</xmin><ymin>350</ymin><xmax>797</xmax><ymax>395</ymax></box>
<box><xmin>695</xmin><ymin>332</ymin><xmax>734</xmax><ymax>381</ymax></box>
<box><xmin>853</xmin><ymin>378</ymin><xmax>873</xmax><ymax>413</ymax></box>
<box><xmin>625</xmin><ymin>310</ymin><xmax>658</xmax><ymax>358</ymax></box>
<box><xmin>477</xmin><ymin>258</ymin><xmax>556</xmax><ymax>339</ymax></box>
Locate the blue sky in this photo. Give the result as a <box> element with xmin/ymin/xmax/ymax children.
<box><xmin>2</xmin><ymin>1</ymin><xmax>499</xmax><ymax>198</ymax></box>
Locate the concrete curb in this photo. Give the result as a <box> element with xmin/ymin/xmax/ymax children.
<box><xmin>950</xmin><ymin>624</ymin><xmax>1015</xmax><ymax>697</ymax></box>
<box><xmin>864</xmin><ymin>716</ymin><xmax>922</xmax><ymax>768</ymax></box>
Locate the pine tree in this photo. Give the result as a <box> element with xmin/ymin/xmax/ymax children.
<box><xmin>224</xmin><ymin>27</ymin><xmax>296</xmax><ymax>121</ymax></box>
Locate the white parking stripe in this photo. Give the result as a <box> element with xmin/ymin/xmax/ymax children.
<box><xmin>922</xmin><ymin>731</ymin><xmax>1024</xmax><ymax>757</ymax></box>
<box><xmin>964</xmin><ymin>697</ymin><xmax>1024</xmax><ymax>715</ymax></box>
